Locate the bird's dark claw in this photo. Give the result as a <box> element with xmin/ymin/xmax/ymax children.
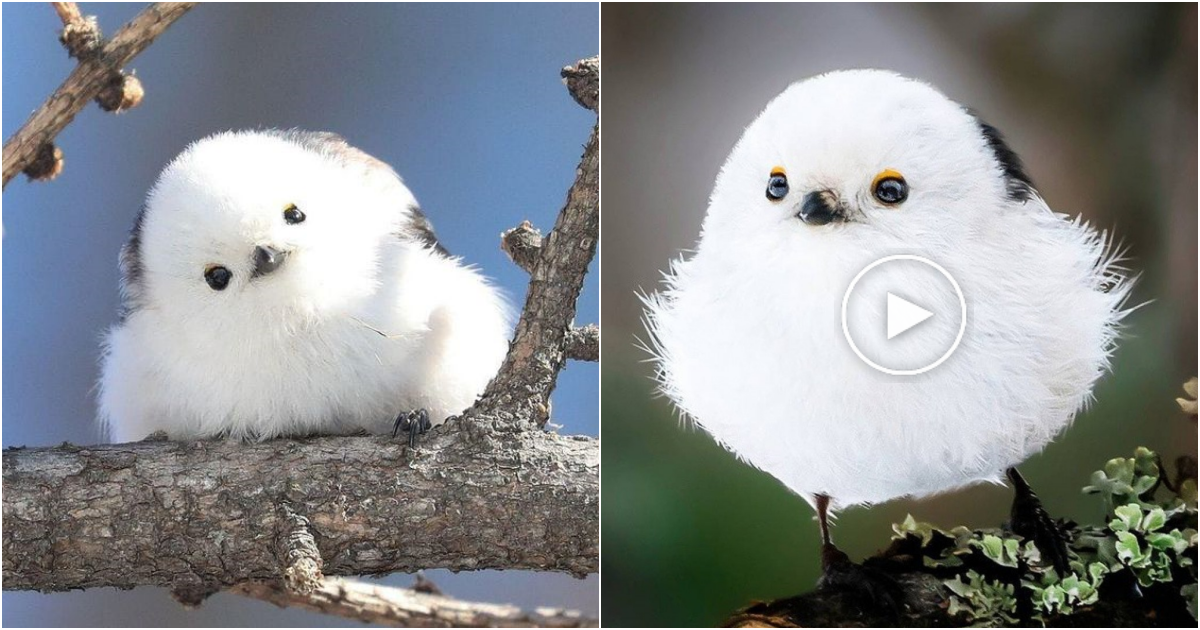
<box><xmin>392</xmin><ymin>409</ymin><xmax>431</xmax><ymax>449</ymax></box>
<box><xmin>1007</xmin><ymin>467</ymin><xmax>1071</xmax><ymax>574</ymax></box>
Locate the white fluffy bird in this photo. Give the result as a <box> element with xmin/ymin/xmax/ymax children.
<box><xmin>643</xmin><ymin>70</ymin><xmax>1133</xmax><ymax>580</ymax></box>
<box><xmin>99</xmin><ymin>130</ymin><xmax>512</xmax><ymax>443</ymax></box>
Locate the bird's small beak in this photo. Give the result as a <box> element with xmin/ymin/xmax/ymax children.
<box><xmin>797</xmin><ymin>190</ymin><xmax>846</xmax><ymax>226</ymax></box>
<box><xmin>251</xmin><ymin>245</ymin><xmax>288</xmax><ymax>277</ymax></box>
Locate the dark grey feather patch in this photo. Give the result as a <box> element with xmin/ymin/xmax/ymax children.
<box><xmin>117</xmin><ymin>205</ymin><xmax>147</xmax><ymax>321</ymax></box>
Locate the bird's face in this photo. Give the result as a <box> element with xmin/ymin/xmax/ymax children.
<box><xmin>703</xmin><ymin>70</ymin><xmax>1026</xmax><ymax>264</ymax></box>
<box><xmin>137</xmin><ymin>132</ymin><xmax>413</xmax><ymax>326</ymax></box>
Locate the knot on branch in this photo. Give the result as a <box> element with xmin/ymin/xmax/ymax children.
<box><xmin>96</xmin><ymin>73</ymin><xmax>145</xmax><ymax>113</ymax></box>
<box><xmin>565</xmin><ymin>325</ymin><xmax>599</xmax><ymax>362</ymax></box>
<box><xmin>502</xmin><ymin>220</ymin><xmax>544</xmax><ymax>274</ymax></box>
<box><xmin>562</xmin><ymin>56</ymin><xmax>599</xmax><ymax>112</ymax></box>
<box><xmin>55</xmin><ymin>4</ymin><xmax>102</xmax><ymax>59</ymax></box>
<box><xmin>279</xmin><ymin>507</ymin><xmax>324</xmax><ymax>595</ymax></box>
<box><xmin>24</xmin><ymin>142</ymin><xmax>64</xmax><ymax>182</ymax></box>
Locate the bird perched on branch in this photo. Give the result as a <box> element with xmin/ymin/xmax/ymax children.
<box><xmin>643</xmin><ymin>70</ymin><xmax>1134</xmax><ymax>600</ymax></box>
<box><xmin>99</xmin><ymin>130</ymin><xmax>512</xmax><ymax>444</ymax></box>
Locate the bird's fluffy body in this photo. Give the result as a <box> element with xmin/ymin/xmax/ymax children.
<box><xmin>100</xmin><ymin>130</ymin><xmax>512</xmax><ymax>442</ymax></box>
<box><xmin>643</xmin><ymin>70</ymin><xmax>1132</xmax><ymax>510</ymax></box>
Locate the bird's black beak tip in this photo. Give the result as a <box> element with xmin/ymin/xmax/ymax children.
<box><xmin>797</xmin><ymin>190</ymin><xmax>845</xmax><ymax>226</ymax></box>
<box><xmin>252</xmin><ymin>245</ymin><xmax>287</xmax><ymax>277</ymax></box>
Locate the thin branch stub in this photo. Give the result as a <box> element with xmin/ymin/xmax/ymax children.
<box><xmin>235</xmin><ymin>577</ymin><xmax>598</xmax><ymax>628</ymax></box>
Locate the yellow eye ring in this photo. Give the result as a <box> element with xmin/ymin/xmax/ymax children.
<box><xmin>871</xmin><ymin>169</ymin><xmax>908</xmax><ymax>205</ymax></box>
<box><xmin>871</xmin><ymin>169</ymin><xmax>903</xmax><ymax>189</ymax></box>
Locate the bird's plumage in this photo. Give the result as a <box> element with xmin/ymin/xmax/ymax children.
<box><xmin>99</xmin><ymin>130</ymin><xmax>512</xmax><ymax>442</ymax></box>
<box><xmin>643</xmin><ymin>70</ymin><xmax>1134</xmax><ymax>510</ymax></box>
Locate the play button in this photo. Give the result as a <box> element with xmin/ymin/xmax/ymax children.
<box><xmin>841</xmin><ymin>255</ymin><xmax>967</xmax><ymax>376</ymax></box>
<box><xmin>886</xmin><ymin>293</ymin><xmax>933</xmax><ymax>340</ymax></box>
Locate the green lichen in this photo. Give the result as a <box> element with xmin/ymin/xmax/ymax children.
<box><xmin>945</xmin><ymin>570</ymin><xmax>1019</xmax><ymax>626</ymax></box>
<box><xmin>892</xmin><ymin>446</ymin><xmax>1198</xmax><ymax>626</ymax></box>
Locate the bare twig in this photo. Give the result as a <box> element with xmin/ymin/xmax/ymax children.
<box><xmin>2</xmin><ymin>2</ymin><xmax>196</xmax><ymax>188</ymax></box>
<box><xmin>52</xmin><ymin>2</ymin><xmax>83</xmax><ymax>25</ymax></box>
<box><xmin>564</xmin><ymin>325</ymin><xmax>599</xmax><ymax>362</ymax></box>
<box><xmin>234</xmin><ymin>577</ymin><xmax>597</xmax><ymax>628</ymax></box>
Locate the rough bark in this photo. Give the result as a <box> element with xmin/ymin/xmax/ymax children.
<box><xmin>2</xmin><ymin>2</ymin><xmax>196</xmax><ymax>187</ymax></box>
<box><xmin>235</xmin><ymin>577</ymin><xmax>598</xmax><ymax>628</ymax></box>
<box><xmin>3</xmin><ymin>428</ymin><xmax>597</xmax><ymax>602</ymax></box>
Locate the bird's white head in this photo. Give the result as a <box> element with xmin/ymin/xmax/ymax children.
<box><xmin>704</xmin><ymin>69</ymin><xmax>1035</xmax><ymax>260</ymax></box>
<box><xmin>128</xmin><ymin>130</ymin><xmax>425</xmax><ymax>329</ymax></box>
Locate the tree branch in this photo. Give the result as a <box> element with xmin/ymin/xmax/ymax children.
<box><xmin>234</xmin><ymin>577</ymin><xmax>597</xmax><ymax>628</ymax></box>
<box><xmin>2</xmin><ymin>2</ymin><xmax>196</xmax><ymax>187</ymax></box>
<box><xmin>3</xmin><ymin>429</ymin><xmax>597</xmax><ymax>602</ymax></box>
<box><xmin>469</xmin><ymin>56</ymin><xmax>600</xmax><ymax>428</ymax></box>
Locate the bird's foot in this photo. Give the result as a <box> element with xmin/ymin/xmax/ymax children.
<box><xmin>1007</xmin><ymin>468</ymin><xmax>1071</xmax><ymax>574</ymax></box>
<box><xmin>817</xmin><ymin>543</ymin><xmax>903</xmax><ymax>616</ymax></box>
<box><xmin>392</xmin><ymin>408</ymin><xmax>431</xmax><ymax>449</ymax></box>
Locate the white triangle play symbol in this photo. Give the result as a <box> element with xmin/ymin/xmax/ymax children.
<box><xmin>887</xmin><ymin>292</ymin><xmax>933</xmax><ymax>340</ymax></box>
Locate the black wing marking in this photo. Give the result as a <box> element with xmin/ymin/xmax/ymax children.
<box><xmin>116</xmin><ymin>205</ymin><xmax>148</xmax><ymax>322</ymax></box>
<box><xmin>405</xmin><ymin>204</ymin><xmax>451</xmax><ymax>257</ymax></box>
<box><xmin>970</xmin><ymin>113</ymin><xmax>1036</xmax><ymax>202</ymax></box>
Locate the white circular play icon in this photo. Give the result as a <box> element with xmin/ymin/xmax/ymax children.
<box><xmin>841</xmin><ymin>255</ymin><xmax>967</xmax><ymax>376</ymax></box>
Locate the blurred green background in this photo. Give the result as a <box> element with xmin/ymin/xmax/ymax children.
<box><xmin>600</xmin><ymin>4</ymin><xmax>1197</xmax><ymax>626</ymax></box>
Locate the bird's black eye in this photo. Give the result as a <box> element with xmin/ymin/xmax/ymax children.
<box><xmin>283</xmin><ymin>204</ymin><xmax>306</xmax><ymax>225</ymax></box>
<box><xmin>204</xmin><ymin>265</ymin><xmax>232</xmax><ymax>291</ymax></box>
<box><xmin>871</xmin><ymin>170</ymin><xmax>908</xmax><ymax>205</ymax></box>
<box><xmin>766</xmin><ymin>167</ymin><xmax>789</xmax><ymax>201</ymax></box>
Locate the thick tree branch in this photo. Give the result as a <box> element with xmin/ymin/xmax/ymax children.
<box><xmin>2</xmin><ymin>2</ymin><xmax>195</xmax><ymax>187</ymax></box>
<box><xmin>469</xmin><ymin>57</ymin><xmax>600</xmax><ymax>429</ymax></box>
<box><xmin>234</xmin><ymin>577</ymin><xmax>597</xmax><ymax>628</ymax></box>
<box><xmin>3</xmin><ymin>429</ymin><xmax>597</xmax><ymax>601</ymax></box>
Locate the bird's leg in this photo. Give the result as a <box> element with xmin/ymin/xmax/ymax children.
<box><xmin>817</xmin><ymin>494</ymin><xmax>851</xmax><ymax>569</ymax></box>
<box><xmin>1006</xmin><ymin>467</ymin><xmax>1071</xmax><ymax>574</ymax></box>
<box><xmin>392</xmin><ymin>408</ymin><xmax>431</xmax><ymax>449</ymax></box>
<box><xmin>814</xmin><ymin>493</ymin><xmax>901</xmax><ymax>614</ymax></box>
